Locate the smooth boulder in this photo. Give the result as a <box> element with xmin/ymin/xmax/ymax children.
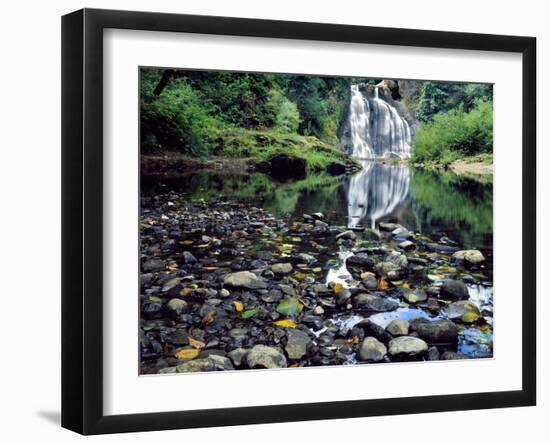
<box><xmin>358</xmin><ymin>337</ymin><xmax>387</xmax><ymax>362</ymax></box>
<box><xmin>388</xmin><ymin>336</ymin><xmax>428</xmax><ymax>357</ymax></box>
<box><xmin>246</xmin><ymin>345</ymin><xmax>287</xmax><ymax>369</ymax></box>
<box><xmin>224</xmin><ymin>271</ymin><xmax>268</xmax><ymax>289</ymax></box>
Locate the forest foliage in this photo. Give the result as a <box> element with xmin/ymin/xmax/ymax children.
<box><xmin>409</xmin><ymin>82</ymin><xmax>493</xmax><ymax>164</ymax></box>
<box><xmin>140</xmin><ymin>68</ymin><xmax>351</xmax><ymax>159</ymax></box>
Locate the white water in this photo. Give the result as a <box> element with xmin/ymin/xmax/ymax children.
<box><xmin>348</xmin><ymin>85</ymin><xmax>412</xmax><ymax>159</ymax></box>
<box><xmin>346</xmin><ymin>161</ymin><xmax>410</xmax><ymax>229</ymax></box>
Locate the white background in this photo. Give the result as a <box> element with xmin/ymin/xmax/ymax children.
<box><xmin>0</xmin><ymin>0</ymin><xmax>546</xmax><ymax>441</ymax></box>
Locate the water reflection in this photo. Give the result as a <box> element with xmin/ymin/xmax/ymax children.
<box><xmin>346</xmin><ymin>161</ymin><xmax>410</xmax><ymax>229</ymax></box>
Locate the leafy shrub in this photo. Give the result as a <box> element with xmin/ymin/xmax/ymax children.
<box><xmin>140</xmin><ymin>79</ymin><xmax>219</xmax><ymax>156</ymax></box>
<box><xmin>412</xmin><ymin>100</ymin><xmax>493</xmax><ymax>164</ymax></box>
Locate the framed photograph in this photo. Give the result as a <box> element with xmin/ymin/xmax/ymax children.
<box><xmin>62</xmin><ymin>8</ymin><xmax>536</xmax><ymax>435</ymax></box>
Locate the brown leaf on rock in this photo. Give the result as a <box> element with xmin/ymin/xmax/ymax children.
<box><xmin>188</xmin><ymin>337</ymin><xmax>205</xmax><ymax>349</ymax></box>
<box><xmin>174</xmin><ymin>348</ymin><xmax>200</xmax><ymax>360</ymax></box>
<box><xmin>202</xmin><ymin>310</ymin><xmax>215</xmax><ymax>325</ymax></box>
<box><xmin>378</xmin><ymin>276</ymin><xmax>389</xmax><ymax>290</ymax></box>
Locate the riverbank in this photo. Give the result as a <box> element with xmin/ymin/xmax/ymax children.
<box><xmin>140</xmin><ymin>193</ymin><xmax>493</xmax><ymax>374</ymax></box>
<box><xmin>142</xmin><ymin>129</ymin><xmax>361</xmax><ymax>179</ymax></box>
<box><xmin>412</xmin><ymin>154</ymin><xmax>493</xmax><ymax>181</ymax></box>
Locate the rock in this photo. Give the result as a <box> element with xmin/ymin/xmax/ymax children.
<box><xmin>441</xmin><ymin>351</ymin><xmax>468</xmax><ymax>360</ymax></box>
<box><xmin>142</xmin><ymin>302</ymin><xmax>162</xmax><ymax>319</ymax></box>
<box><xmin>246</xmin><ymin>345</ymin><xmax>287</xmax><ymax>369</ymax></box>
<box><xmin>452</xmin><ymin>250</ymin><xmax>486</xmax><ymax>266</ymax></box>
<box><xmin>224</xmin><ymin>271</ymin><xmax>268</xmax><ymax>289</ymax></box>
<box><xmin>424</xmin><ymin>243</ymin><xmax>460</xmax><ymax>254</ymax></box>
<box><xmin>427</xmin><ymin>297</ymin><xmax>441</xmax><ymax>313</ymax></box>
<box><xmin>285</xmin><ymin>329</ymin><xmax>311</xmax><ymax>359</ymax></box>
<box><xmin>336</xmin><ymin>288</ymin><xmax>352</xmax><ymax>306</ymax></box>
<box><xmin>440</xmin><ymin>279</ymin><xmax>469</xmax><ymax>301</ymax></box>
<box><xmin>386</xmin><ymin>319</ymin><xmax>409</xmax><ymax>336</ymax></box>
<box><xmin>298</xmin><ymin>253</ymin><xmax>316</xmax><ymax>264</ymax></box>
<box><xmin>346</xmin><ymin>253</ymin><xmax>375</xmax><ymax>270</ymax></box>
<box><xmin>392</xmin><ymin>227</ymin><xmax>413</xmax><ymax>240</ymax></box>
<box><xmin>353</xmin><ymin>293</ymin><xmax>399</xmax><ymax>312</ymax></box>
<box><xmin>250</xmin><ymin>259</ymin><xmax>268</xmax><ymax>269</ymax></box>
<box><xmin>166</xmin><ymin>298</ymin><xmax>188</xmax><ymax>315</ymax></box>
<box><xmin>161</xmin><ymin>277</ymin><xmax>181</xmax><ymax>293</ymax></box>
<box><xmin>398</xmin><ymin>240</ymin><xmax>416</xmax><ymax>251</ymax></box>
<box><xmin>379</xmin><ymin>222</ymin><xmax>400</xmax><ymax>231</ymax></box>
<box><xmin>335</xmin><ymin>230</ymin><xmax>357</xmax><ymax>241</ymax></box>
<box><xmin>311</xmin><ymin>212</ymin><xmax>324</xmax><ymax>220</ymax></box>
<box><xmin>271</xmin><ymin>263</ymin><xmax>293</xmax><ymax>275</ymax></box>
<box><xmin>427</xmin><ymin>346</ymin><xmax>440</xmax><ymax>361</ymax></box>
<box><xmin>314</xmin><ymin>219</ymin><xmax>328</xmax><ymax>229</ymax></box>
<box><xmin>162</xmin><ymin>355</ymin><xmax>234</xmax><ymax>373</ymax></box>
<box><xmin>227</xmin><ymin>347</ymin><xmax>248</xmax><ymax>367</ymax></box>
<box><xmin>219</xmin><ymin>288</ymin><xmax>230</xmax><ymax>298</ymax></box>
<box><xmin>361</xmin><ymin>272</ymin><xmax>378</xmax><ymax>290</ymax></box>
<box><xmin>374</xmin><ymin>252</ymin><xmax>408</xmax><ymax>276</ymax></box>
<box><xmin>142</xmin><ymin>258</ymin><xmax>165</xmax><ymax>272</ymax></box>
<box><xmin>401</xmin><ymin>288</ymin><xmax>428</xmax><ymax>304</ymax></box>
<box><xmin>444</xmin><ymin>300</ymin><xmax>481</xmax><ymax>323</ymax></box>
<box><xmin>313</xmin><ymin>306</ymin><xmax>325</xmax><ymax>315</ymax></box>
<box><xmin>182</xmin><ymin>251</ymin><xmax>197</xmax><ymax>264</ymax></box>
<box><xmin>409</xmin><ymin>318</ymin><xmax>459</xmax><ymax>344</ymax></box>
<box><xmin>388</xmin><ymin>336</ymin><xmax>428</xmax><ymax>357</ymax></box>
<box><xmin>358</xmin><ymin>337</ymin><xmax>387</xmax><ymax>362</ymax></box>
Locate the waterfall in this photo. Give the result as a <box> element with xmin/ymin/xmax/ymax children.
<box><xmin>346</xmin><ymin>160</ymin><xmax>410</xmax><ymax>229</ymax></box>
<box><xmin>348</xmin><ymin>85</ymin><xmax>412</xmax><ymax>159</ymax></box>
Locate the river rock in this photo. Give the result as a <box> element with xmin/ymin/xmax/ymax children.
<box><xmin>271</xmin><ymin>263</ymin><xmax>293</xmax><ymax>275</ymax></box>
<box><xmin>374</xmin><ymin>252</ymin><xmax>408</xmax><ymax>276</ymax></box>
<box><xmin>166</xmin><ymin>298</ymin><xmax>188</xmax><ymax>315</ymax></box>
<box><xmin>444</xmin><ymin>300</ymin><xmax>481</xmax><ymax>323</ymax></box>
<box><xmin>409</xmin><ymin>318</ymin><xmax>459</xmax><ymax>343</ymax></box>
<box><xmin>224</xmin><ymin>271</ymin><xmax>268</xmax><ymax>289</ymax></box>
<box><xmin>358</xmin><ymin>337</ymin><xmax>387</xmax><ymax>362</ymax></box>
<box><xmin>346</xmin><ymin>253</ymin><xmax>375</xmax><ymax>269</ymax></box>
<box><xmin>183</xmin><ymin>251</ymin><xmax>197</xmax><ymax>264</ymax></box>
<box><xmin>298</xmin><ymin>253</ymin><xmax>316</xmax><ymax>264</ymax></box>
<box><xmin>452</xmin><ymin>250</ymin><xmax>486</xmax><ymax>266</ymax></box>
<box><xmin>386</xmin><ymin>319</ymin><xmax>409</xmax><ymax>336</ymax></box>
<box><xmin>246</xmin><ymin>345</ymin><xmax>287</xmax><ymax>369</ymax></box>
<box><xmin>361</xmin><ymin>272</ymin><xmax>379</xmax><ymax>290</ymax></box>
<box><xmin>392</xmin><ymin>227</ymin><xmax>413</xmax><ymax>240</ymax></box>
<box><xmin>161</xmin><ymin>354</ymin><xmax>234</xmax><ymax>373</ymax></box>
<box><xmin>379</xmin><ymin>222</ymin><xmax>400</xmax><ymax>231</ymax></box>
<box><xmin>441</xmin><ymin>351</ymin><xmax>468</xmax><ymax>360</ymax></box>
<box><xmin>388</xmin><ymin>336</ymin><xmax>428</xmax><ymax>357</ymax></box>
<box><xmin>285</xmin><ymin>329</ymin><xmax>311</xmax><ymax>359</ymax></box>
<box><xmin>425</xmin><ymin>243</ymin><xmax>460</xmax><ymax>254</ymax></box>
<box><xmin>227</xmin><ymin>347</ymin><xmax>248</xmax><ymax>367</ymax></box>
<box><xmin>402</xmin><ymin>288</ymin><xmax>428</xmax><ymax>304</ymax></box>
<box><xmin>142</xmin><ymin>258</ymin><xmax>165</xmax><ymax>272</ymax></box>
<box><xmin>336</xmin><ymin>230</ymin><xmax>357</xmax><ymax>241</ymax></box>
<box><xmin>364</xmin><ymin>228</ymin><xmax>382</xmax><ymax>241</ymax></box>
<box><xmin>398</xmin><ymin>240</ymin><xmax>416</xmax><ymax>251</ymax></box>
<box><xmin>439</xmin><ymin>279</ymin><xmax>469</xmax><ymax>301</ymax></box>
<box><xmin>353</xmin><ymin>293</ymin><xmax>399</xmax><ymax>312</ymax></box>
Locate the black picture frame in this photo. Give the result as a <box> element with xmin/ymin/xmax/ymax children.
<box><xmin>62</xmin><ymin>8</ymin><xmax>537</xmax><ymax>435</ymax></box>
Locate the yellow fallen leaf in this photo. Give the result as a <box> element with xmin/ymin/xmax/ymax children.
<box><xmin>179</xmin><ymin>287</ymin><xmax>194</xmax><ymax>297</ymax></box>
<box><xmin>233</xmin><ymin>301</ymin><xmax>244</xmax><ymax>312</ymax></box>
<box><xmin>188</xmin><ymin>337</ymin><xmax>205</xmax><ymax>349</ymax></box>
<box><xmin>402</xmin><ymin>282</ymin><xmax>411</xmax><ymax>289</ymax></box>
<box><xmin>174</xmin><ymin>348</ymin><xmax>200</xmax><ymax>360</ymax></box>
<box><xmin>378</xmin><ymin>276</ymin><xmax>389</xmax><ymax>290</ymax></box>
<box><xmin>273</xmin><ymin>319</ymin><xmax>297</xmax><ymax>328</ymax></box>
<box><xmin>288</xmin><ymin>363</ymin><xmax>299</xmax><ymax>368</ymax></box>
<box><xmin>202</xmin><ymin>310</ymin><xmax>215</xmax><ymax>325</ymax></box>
<box><xmin>462</xmin><ymin>311</ymin><xmax>480</xmax><ymax>323</ymax></box>
<box><xmin>333</xmin><ymin>283</ymin><xmax>343</xmax><ymax>294</ymax></box>
<box><xmin>348</xmin><ymin>336</ymin><xmax>360</xmax><ymax>345</ymax></box>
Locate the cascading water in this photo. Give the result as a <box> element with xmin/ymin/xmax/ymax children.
<box><xmin>348</xmin><ymin>85</ymin><xmax>412</xmax><ymax>159</ymax></box>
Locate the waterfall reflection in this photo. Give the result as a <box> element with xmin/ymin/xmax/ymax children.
<box><xmin>346</xmin><ymin>161</ymin><xmax>410</xmax><ymax>229</ymax></box>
